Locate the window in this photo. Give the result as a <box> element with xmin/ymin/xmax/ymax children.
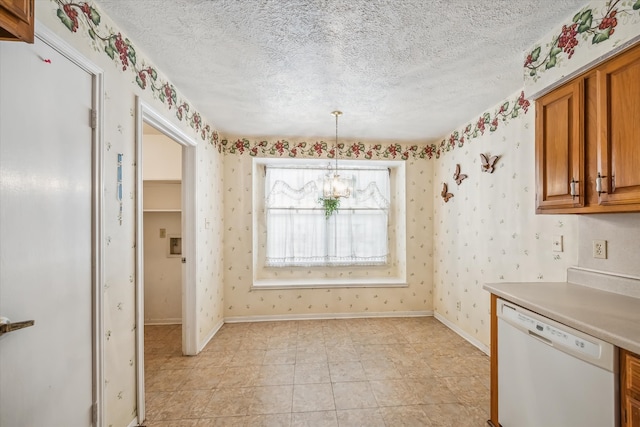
<box><xmin>264</xmin><ymin>164</ymin><xmax>390</xmax><ymax>267</ymax></box>
<box><xmin>252</xmin><ymin>158</ymin><xmax>406</xmax><ymax>288</ymax></box>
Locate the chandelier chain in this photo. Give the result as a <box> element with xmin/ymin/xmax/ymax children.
<box><xmin>324</xmin><ymin>110</ymin><xmax>349</xmax><ymax>199</ymax></box>
<box><xmin>332</xmin><ymin>110</ymin><xmax>342</xmax><ymax>170</ymax></box>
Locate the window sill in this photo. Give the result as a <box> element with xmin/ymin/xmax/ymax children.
<box><xmin>251</xmin><ymin>278</ymin><xmax>408</xmax><ymax>290</ymax></box>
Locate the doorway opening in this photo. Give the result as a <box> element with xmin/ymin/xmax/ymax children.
<box><xmin>135</xmin><ymin>99</ymin><xmax>198</xmax><ymax>423</ymax></box>
<box><xmin>142</xmin><ymin>124</ymin><xmax>183</xmax><ymax>327</ymax></box>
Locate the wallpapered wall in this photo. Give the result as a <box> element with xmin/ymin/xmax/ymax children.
<box><xmin>432</xmin><ymin>0</ymin><xmax>640</xmax><ymax>349</ymax></box>
<box><xmin>222</xmin><ymin>143</ymin><xmax>434</xmax><ymax>320</ymax></box>
<box><xmin>195</xmin><ymin>147</ymin><xmax>225</xmax><ymax>345</ymax></box>
<box><xmin>432</xmin><ymin>97</ymin><xmax>578</xmax><ymax>349</ymax></box>
<box><xmin>38</xmin><ymin>1</ymin><xmax>225</xmax><ymax>426</ymax></box>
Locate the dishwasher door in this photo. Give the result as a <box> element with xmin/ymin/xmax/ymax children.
<box><xmin>497</xmin><ymin>298</ymin><xmax>618</xmax><ymax>427</ymax></box>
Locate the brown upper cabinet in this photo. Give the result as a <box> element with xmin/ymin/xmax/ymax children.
<box><xmin>536</xmin><ymin>43</ymin><xmax>640</xmax><ymax>213</ymax></box>
<box><xmin>0</xmin><ymin>0</ymin><xmax>34</xmax><ymax>43</ymax></box>
<box><xmin>535</xmin><ymin>79</ymin><xmax>584</xmax><ymax>211</ymax></box>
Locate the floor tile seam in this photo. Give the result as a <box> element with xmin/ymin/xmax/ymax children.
<box><xmin>199</xmin><ymin>386</ymin><xmax>258</xmax><ymax>419</ymax></box>
<box><xmin>289</xmin><ymin>407</ymin><xmax>337</xmax><ymax>414</ymax></box>
<box><xmin>292</xmin><ymin>381</ymin><xmax>331</xmax><ymax>385</ymax></box>
<box><xmin>441</xmin><ymin>385</ymin><xmax>489</xmax><ymax>406</ymax></box>
<box><xmin>429</xmin><ymin>372</ymin><xmax>477</xmax><ymax>379</ymax></box>
<box><xmin>452</xmin><ymin>395</ymin><xmax>489</xmax><ymax>409</ymax></box>
<box><xmin>261</xmin><ymin>361</ymin><xmax>296</xmax><ymax>366</ymax></box>
<box><xmin>331</xmin><ymin>381</ymin><xmax>380</xmax><ymax>412</ymax></box>
<box><xmin>288</xmin><ymin>376</ymin><xmax>296</xmax><ymax>420</ymax></box>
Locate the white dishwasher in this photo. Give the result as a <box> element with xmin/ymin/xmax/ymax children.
<box><xmin>497</xmin><ymin>298</ymin><xmax>618</xmax><ymax>427</ymax></box>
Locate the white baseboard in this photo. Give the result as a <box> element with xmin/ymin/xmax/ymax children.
<box><xmin>197</xmin><ymin>319</ymin><xmax>224</xmax><ymax>353</ymax></box>
<box><xmin>144</xmin><ymin>318</ymin><xmax>182</xmax><ymax>326</ymax></box>
<box><xmin>434</xmin><ymin>312</ymin><xmax>490</xmax><ymax>355</ymax></box>
<box><xmin>224</xmin><ymin>310</ymin><xmax>432</xmax><ymax>323</ymax></box>
<box><xmin>127</xmin><ymin>417</ymin><xmax>139</xmax><ymax>427</ymax></box>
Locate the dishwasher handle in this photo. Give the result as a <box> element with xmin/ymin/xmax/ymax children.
<box><xmin>528</xmin><ymin>329</ymin><xmax>552</xmax><ymax>346</ymax></box>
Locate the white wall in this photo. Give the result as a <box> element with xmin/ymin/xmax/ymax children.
<box><xmin>143</xmin><ymin>212</ymin><xmax>182</xmax><ymax>324</ymax></box>
<box><xmin>142</xmin><ymin>133</ymin><xmax>182</xmax><ymax>181</ymax></box>
<box><xmin>143</xmin><ymin>181</ymin><xmax>181</xmax><ymax>211</ymax></box>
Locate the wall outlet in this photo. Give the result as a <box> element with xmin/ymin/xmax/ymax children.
<box><xmin>552</xmin><ymin>235</ymin><xmax>563</xmax><ymax>252</ymax></box>
<box><xmin>593</xmin><ymin>240</ymin><xmax>607</xmax><ymax>259</ymax></box>
<box><xmin>456</xmin><ymin>301</ymin><xmax>461</xmax><ymax>311</ymax></box>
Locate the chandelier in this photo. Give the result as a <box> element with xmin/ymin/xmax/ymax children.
<box><xmin>323</xmin><ymin>110</ymin><xmax>351</xmax><ymax>199</ymax></box>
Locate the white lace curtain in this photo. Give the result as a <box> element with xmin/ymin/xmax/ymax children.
<box><xmin>264</xmin><ymin>165</ymin><xmax>390</xmax><ymax>267</ymax></box>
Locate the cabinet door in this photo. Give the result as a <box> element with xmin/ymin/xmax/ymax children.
<box><xmin>629</xmin><ymin>397</ymin><xmax>640</xmax><ymax>427</ymax></box>
<box><xmin>0</xmin><ymin>0</ymin><xmax>34</xmax><ymax>43</ymax></box>
<box><xmin>621</xmin><ymin>350</ymin><xmax>640</xmax><ymax>427</ymax></box>
<box><xmin>596</xmin><ymin>45</ymin><xmax>640</xmax><ymax>206</ymax></box>
<box><xmin>535</xmin><ymin>79</ymin><xmax>584</xmax><ymax>212</ymax></box>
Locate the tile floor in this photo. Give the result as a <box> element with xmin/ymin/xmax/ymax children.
<box><xmin>143</xmin><ymin>317</ymin><xmax>490</xmax><ymax>426</ymax></box>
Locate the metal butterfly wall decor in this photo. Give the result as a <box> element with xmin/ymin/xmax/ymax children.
<box><xmin>480</xmin><ymin>153</ymin><xmax>500</xmax><ymax>173</ymax></box>
<box><xmin>453</xmin><ymin>164</ymin><xmax>468</xmax><ymax>185</ymax></box>
<box><xmin>441</xmin><ymin>183</ymin><xmax>454</xmax><ymax>202</ymax></box>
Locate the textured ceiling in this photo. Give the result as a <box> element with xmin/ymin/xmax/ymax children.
<box><xmin>95</xmin><ymin>0</ymin><xmax>585</xmax><ymax>141</ymax></box>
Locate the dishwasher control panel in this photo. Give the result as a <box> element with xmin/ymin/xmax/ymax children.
<box><xmin>500</xmin><ymin>301</ymin><xmax>605</xmax><ymax>361</ymax></box>
<box><xmin>505</xmin><ymin>306</ymin><xmax>600</xmax><ymax>357</ymax></box>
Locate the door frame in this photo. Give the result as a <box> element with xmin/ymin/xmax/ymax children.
<box><xmin>135</xmin><ymin>98</ymin><xmax>198</xmax><ymax>422</ymax></box>
<box><xmin>33</xmin><ymin>22</ymin><xmax>105</xmax><ymax>426</ymax></box>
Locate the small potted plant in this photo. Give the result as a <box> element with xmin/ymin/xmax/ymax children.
<box><xmin>319</xmin><ymin>197</ymin><xmax>340</xmax><ymax>219</ymax></box>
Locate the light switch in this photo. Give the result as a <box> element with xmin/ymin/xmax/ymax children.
<box><xmin>159</xmin><ymin>228</ymin><xmax>166</xmax><ymax>238</ymax></box>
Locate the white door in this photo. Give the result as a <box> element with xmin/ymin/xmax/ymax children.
<box><xmin>0</xmin><ymin>37</ymin><xmax>94</xmax><ymax>426</ymax></box>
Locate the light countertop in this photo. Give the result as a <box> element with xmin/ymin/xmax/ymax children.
<box><xmin>483</xmin><ymin>280</ymin><xmax>640</xmax><ymax>355</ymax></box>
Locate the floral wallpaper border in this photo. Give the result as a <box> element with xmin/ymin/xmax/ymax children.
<box><xmin>56</xmin><ymin>0</ymin><xmax>220</xmax><ymax>148</ymax></box>
<box><xmin>221</xmin><ymin>138</ymin><xmax>433</xmax><ymax>160</ymax></box>
<box><xmin>220</xmin><ymin>90</ymin><xmax>530</xmax><ymax>161</ymax></box>
<box><xmin>54</xmin><ymin>0</ymin><xmax>533</xmax><ymax>163</ymax></box>
<box><xmin>524</xmin><ymin>0</ymin><xmax>640</xmax><ymax>82</ymax></box>
<box><xmin>431</xmin><ymin>91</ymin><xmax>530</xmax><ymax>159</ymax></box>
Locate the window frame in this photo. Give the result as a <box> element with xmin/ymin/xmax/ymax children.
<box><xmin>252</xmin><ymin>157</ymin><xmax>407</xmax><ymax>289</ymax></box>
